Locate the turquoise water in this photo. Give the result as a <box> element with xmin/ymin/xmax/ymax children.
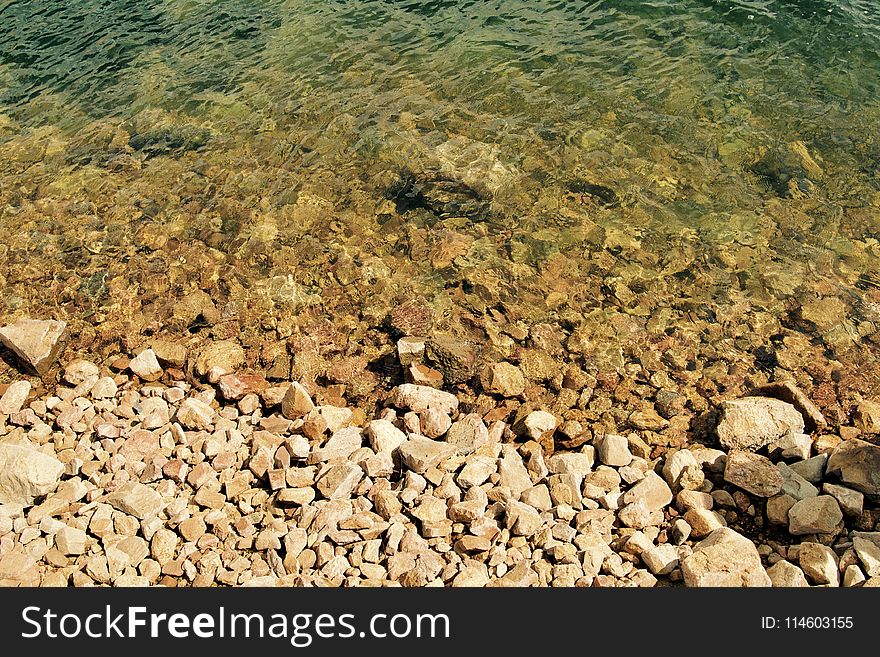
<box><xmin>1</xmin><ymin>0</ymin><xmax>880</xmax><ymax>389</ymax></box>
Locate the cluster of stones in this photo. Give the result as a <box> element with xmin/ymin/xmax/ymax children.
<box><xmin>0</xmin><ymin>318</ymin><xmax>879</xmax><ymax>587</ymax></box>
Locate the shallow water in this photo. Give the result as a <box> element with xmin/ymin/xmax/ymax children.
<box><xmin>1</xmin><ymin>1</ymin><xmax>880</xmax><ymax>406</ymax></box>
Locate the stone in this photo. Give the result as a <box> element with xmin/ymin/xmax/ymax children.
<box><xmin>497</xmin><ymin>447</ymin><xmax>534</xmax><ymax>496</ymax></box>
<box><xmin>769</xmin><ymin>432</ymin><xmax>812</xmax><ymax>461</ymax></box>
<box><xmin>277</xmin><ymin>487</ymin><xmax>316</xmax><ymax>506</ymax></box>
<box><xmin>63</xmin><ymin>359</ymin><xmax>100</xmax><ymax>386</ymax></box>
<box><xmin>316</xmin><ymin>462</ymin><xmax>363</xmax><ymax>499</ymax></box>
<box><xmin>390</xmin><ymin>384</ymin><xmax>459</xmax><ymax>415</ymax></box>
<box><xmin>853</xmin><ymin>537</ymin><xmax>880</xmax><ymax>577</ymax></box>
<box><xmin>681</xmin><ymin>528</ymin><xmax>771</xmax><ymax>587</ymax></box>
<box><xmin>748</xmin><ymin>381</ymin><xmax>826</xmax><ymax>432</ymax></box>
<box><xmin>662</xmin><ymin>449</ymin><xmax>699</xmax><ymax>489</ymax></box>
<box><xmin>0</xmin><ymin>443</ymin><xmax>64</xmax><ymax>506</ymax></box>
<box><xmin>281</xmin><ymin>382</ymin><xmax>315</xmax><ymax>419</ymax></box>
<box><xmin>0</xmin><ymin>318</ymin><xmax>67</xmax><ymax>375</ymax></box>
<box><xmin>766</xmin><ymin>494</ymin><xmax>797</xmax><ymax>525</ymax></box>
<box><xmin>853</xmin><ymin>399</ymin><xmax>880</xmax><ymax>434</ymax></box>
<box><xmin>311</xmin><ymin>427</ymin><xmax>363</xmax><ymax>462</ymax></box>
<box><xmin>642</xmin><ymin>544</ymin><xmax>679</xmax><ymax>576</ymax></box>
<box><xmin>546</xmin><ymin>451</ymin><xmax>594</xmax><ymax>481</ymax></box>
<box><xmin>178</xmin><ymin>517</ymin><xmax>207</xmax><ymax>542</ymax></box>
<box><xmin>715</xmin><ymin>397</ymin><xmax>804</xmax><ymax>451</ymax></box>
<box><xmin>91</xmin><ymin>377</ymin><xmax>118</xmax><ymax>399</ymax></box>
<box><xmin>457</xmin><ymin>456</ymin><xmax>496</xmax><ymax>488</ymax></box>
<box><xmin>480</xmin><ymin>362</ymin><xmax>526</xmax><ymax>397</ymax></box>
<box><xmin>618</xmin><ymin>500</ymin><xmax>658</xmax><ymax>529</ymax></box>
<box><xmin>723</xmin><ymin>451</ymin><xmax>784</xmax><ymax>497</ymax></box>
<box><xmin>766</xmin><ymin>560</ymin><xmax>809</xmax><ymax>587</ymax></box>
<box><xmin>596</xmin><ymin>434</ymin><xmax>632</xmax><ymax>467</ymax></box>
<box><xmin>453</xmin><ymin>565</ymin><xmax>490</xmax><ymax>587</ymax></box>
<box><xmin>521</xmin><ymin>485</ymin><xmax>553</xmax><ymax>511</ymax></box>
<box><xmin>628</xmin><ymin>408</ymin><xmax>668</xmax><ymax>431</ymax></box>
<box><xmin>505</xmin><ymin>500</ymin><xmax>543</xmax><ymax>536</ymax></box>
<box><xmin>176</xmin><ymin>397</ymin><xmax>215</xmax><ymax>430</ymax></box>
<box><xmin>419</xmin><ymin>409</ymin><xmax>451</xmax><ymax>438</ymax></box>
<box><xmin>788</xmin><ymin>496</ymin><xmax>842</xmax><ymax>535</ymax></box>
<box><xmin>446</xmin><ymin>413</ymin><xmax>489</xmax><ymax>455</ymax></box>
<box><xmin>675</xmin><ymin>490</ymin><xmax>714</xmax><ymax>512</ymax></box>
<box><xmin>622</xmin><ymin>472</ymin><xmax>673</xmax><ymax>512</ymax></box>
<box><xmin>367</xmin><ymin>419</ymin><xmax>407</xmax><ymax>454</ymax></box>
<box><xmin>397</xmin><ymin>437</ymin><xmax>458</xmax><ymax>474</ymax></box>
<box><xmin>396</xmin><ymin>337</ymin><xmax>425</xmax><ymax>366</ymax></box>
<box><xmin>195</xmin><ymin>340</ymin><xmax>245</xmax><ymax>377</ymax></box>
<box><xmin>318</xmin><ymin>406</ymin><xmax>353</xmax><ymax>433</ymax></box>
<box><xmin>843</xmin><ymin>564</ymin><xmax>866</xmax><ymax>587</ymax></box>
<box><xmin>826</xmin><ymin>439</ymin><xmax>880</xmax><ymax>497</ymax></box>
<box><xmin>788</xmin><ymin>455</ymin><xmax>827</xmax><ymax>484</ymax></box>
<box><xmin>0</xmin><ymin>380</ymin><xmax>30</xmax><ymax>415</ymax></box>
<box><xmin>822</xmin><ymin>483</ymin><xmax>863</xmax><ymax>516</ymax></box>
<box><xmin>106</xmin><ymin>482</ymin><xmax>163</xmax><ymax>519</ymax></box>
<box><xmin>522</xmin><ymin>410</ymin><xmax>558</xmax><ymax>441</ymax></box>
<box><xmin>798</xmin><ymin>542</ymin><xmax>839</xmax><ymax>585</ymax></box>
<box><xmin>425</xmin><ymin>336</ymin><xmax>478</xmax><ymax>385</ymax></box>
<box><xmin>489</xmin><ymin>562</ymin><xmax>538</xmax><ymax>587</ymax></box>
<box><xmin>54</xmin><ymin>526</ymin><xmax>88</xmax><ymax>555</ymax></box>
<box><xmin>671</xmin><ymin>518</ymin><xmax>691</xmax><ymax>544</ymax></box>
<box><xmin>777</xmin><ymin>462</ymin><xmax>819</xmax><ymax>500</ymax></box>
<box><xmin>151</xmin><ymin>340</ymin><xmax>187</xmax><ymax>368</ymax></box>
<box><xmin>683</xmin><ymin>509</ymin><xmax>727</xmax><ymax>538</ymax></box>
<box><xmin>128</xmin><ymin>348</ymin><xmax>163</xmax><ymax>381</ymax></box>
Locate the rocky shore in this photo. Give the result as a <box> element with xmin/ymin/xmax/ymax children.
<box><xmin>1</xmin><ymin>316</ymin><xmax>879</xmax><ymax>587</ymax></box>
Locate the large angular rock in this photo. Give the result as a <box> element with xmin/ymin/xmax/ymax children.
<box><xmin>367</xmin><ymin>419</ymin><xmax>407</xmax><ymax>454</ymax></box>
<box><xmin>106</xmin><ymin>482</ymin><xmax>163</xmax><ymax>519</ymax></box>
<box><xmin>0</xmin><ymin>318</ymin><xmax>67</xmax><ymax>375</ymax></box>
<box><xmin>397</xmin><ymin>437</ymin><xmax>458</xmax><ymax>473</ymax></box>
<box><xmin>723</xmin><ymin>451</ymin><xmax>784</xmax><ymax>497</ymax></box>
<box><xmin>826</xmin><ymin>439</ymin><xmax>880</xmax><ymax>497</ymax></box>
<box><xmin>748</xmin><ymin>381</ymin><xmax>826</xmax><ymax>432</ymax></box>
<box><xmin>623</xmin><ymin>472</ymin><xmax>673</xmax><ymax>512</ymax></box>
<box><xmin>480</xmin><ymin>362</ymin><xmax>525</xmax><ymax>398</ymax></box>
<box><xmin>176</xmin><ymin>397</ymin><xmax>215</xmax><ymax>430</ymax></box>
<box><xmin>194</xmin><ymin>340</ymin><xmax>245</xmax><ymax>377</ymax></box>
<box><xmin>128</xmin><ymin>348</ymin><xmax>163</xmax><ymax>381</ymax></box>
<box><xmin>798</xmin><ymin>542</ymin><xmax>839</xmax><ymax>585</ymax></box>
<box><xmin>715</xmin><ymin>397</ymin><xmax>805</xmax><ymax>451</ymax></box>
<box><xmin>787</xmin><ymin>496</ymin><xmax>842</xmax><ymax>535</ymax></box>
<box><xmin>446</xmin><ymin>413</ymin><xmax>489</xmax><ymax>455</ymax></box>
<box><xmin>766</xmin><ymin>560</ymin><xmax>810</xmax><ymax>587</ymax></box>
<box><xmin>0</xmin><ymin>443</ymin><xmax>64</xmax><ymax>506</ymax></box>
<box><xmin>853</xmin><ymin>400</ymin><xmax>880</xmax><ymax>434</ymax></box>
<box><xmin>281</xmin><ymin>382</ymin><xmax>315</xmax><ymax>419</ymax></box>
<box><xmin>316</xmin><ymin>462</ymin><xmax>363</xmax><ymax>500</ymax></box>
<box><xmin>777</xmin><ymin>462</ymin><xmax>819</xmax><ymax>501</ymax></box>
<box><xmin>681</xmin><ymin>527</ymin><xmax>771</xmax><ymax>587</ymax></box>
<box><xmin>310</xmin><ymin>427</ymin><xmax>363</xmax><ymax>463</ymax></box>
<box><xmin>389</xmin><ymin>384</ymin><xmax>459</xmax><ymax>415</ymax></box>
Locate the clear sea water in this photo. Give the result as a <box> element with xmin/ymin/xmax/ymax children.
<box><xmin>1</xmin><ymin>0</ymin><xmax>880</xmax><ymax>389</ymax></box>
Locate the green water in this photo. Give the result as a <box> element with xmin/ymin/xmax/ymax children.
<box><xmin>1</xmin><ymin>0</ymin><xmax>880</xmax><ymax>392</ymax></box>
